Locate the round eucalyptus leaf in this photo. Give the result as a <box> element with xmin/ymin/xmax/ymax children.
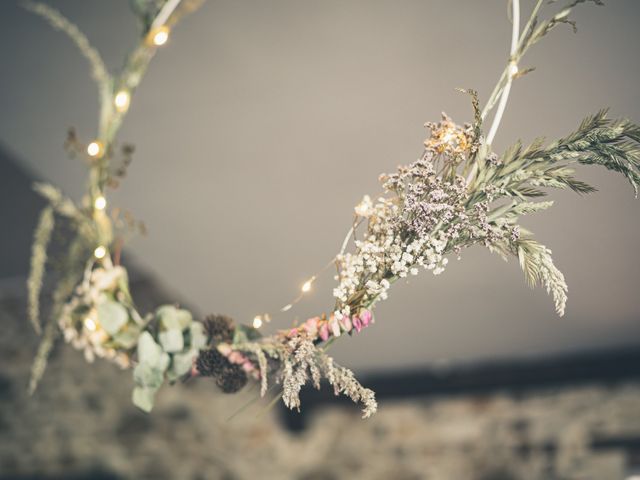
<box><xmin>97</xmin><ymin>299</ymin><xmax>129</xmax><ymax>335</ymax></box>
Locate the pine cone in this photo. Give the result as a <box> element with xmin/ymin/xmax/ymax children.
<box><xmin>196</xmin><ymin>349</ymin><xmax>228</xmax><ymax>377</ymax></box>
<box><xmin>203</xmin><ymin>314</ymin><xmax>235</xmax><ymax>344</ymax></box>
<box><xmin>216</xmin><ymin>363</ymin><xmax>248</xmax><ymax>393</ymax></box>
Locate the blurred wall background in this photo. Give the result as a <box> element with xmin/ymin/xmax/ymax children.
<box><xmin>0</xmin><ymin>1</ymin><xmax>639</xmax><ymax>479</ymax></box>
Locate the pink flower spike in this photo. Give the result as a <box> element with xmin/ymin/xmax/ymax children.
<box><xmin>329</xmin><ymin>317</ymin><xmax>341</xmax><ymax>337</ymax></box>
<box><xmin>304</xmin><ymin>317</ymin><xmax>320</xmax><ymax>336</ymax></box>
<box><xmin>352</xmin><ymin>315</ymin><xmax>363</xmax><ymax>333</ymax></box>
<box><xmin>288</xmin><ymin>328</ymin><xmax>299</xmax><ymax>338</ymax></box>
<box><xmin>360</xmin><ymin>310</ymin><xmax>373</xmax><ymax>327</ymax></box>
<box><xmin>340</xmin><ymin>315</ymin><xmax>352</xmax><ymax>332</ymax></box>
<box><xmin>241</xmin><ymin>360</ymin><xmax>254</xmax><ymax>372</ymax></box>
<box><xmin>319</xmin><ymin>322</ymin><xmax>330</xmax><ymax>342</ymax></box>
<box><xmin>228</xmin><ymin>351</ymin><xmax>244</xmax><ymax>364</ymax></box>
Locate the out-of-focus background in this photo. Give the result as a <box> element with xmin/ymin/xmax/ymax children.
<box><xmin>0</xmin><ymin>1</ymin><xmax>639</xmax><ymax>479</ymax></box>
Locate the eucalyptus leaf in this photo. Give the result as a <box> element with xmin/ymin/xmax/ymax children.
<box><xmin>97</xmin><ymin>299</ymin><xmax>129</xmax><ymax>335</ymax></box>
<box><xmin>137</xmin><ymin>331</ymin><xmax>162</xmax><ymax>365</ymax></box>
<box><xmin>159</xmin><ymin>328</ymin><xmax>184</xmax><ymax>353</ymax></box>
<box><xmin>189</xmin><ymin>322</ymin><xmax>207</xmax><ymax>350</ymax></box>
<box><xmin>156</xmin><ymin>305</ymin><xmax>180</xmax><ymax>329</ymax></box>
<box><xmin>156</xmin><ymin>305</ymin><xmax>193</xmax><ymax>330</ymax></box>
<box><xmin>112</xmin><ymin>326</ymin><xmax>141</xmax><ymax>349</ymax></box>
<box><xmin>132</xmin><ymin>386</ymin><xmax>157</xmax><ymax>413</ymax></box>
<box><xmin>172</xmin><ymin>349</ymin><xmax>197</xmax><ymax>378</ymax></box>
<box><xmin>175</xmin><ymin>308</ymin><xmax>193</xmax><ymax>329</ymax></box>
<box><xmin>133</xmin><ymin>362</ymin><xmax>164</xmax><ymax>389</ymax></box>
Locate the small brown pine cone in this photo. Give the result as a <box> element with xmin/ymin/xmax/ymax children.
<box><xmin>216</xmin><ymin>363</ymin><xmax>248</xmax><ymax>393</ymax></box>
<box><xmin>196</xmin><ymin>349</ymin><xmax>228</xmax><ymax>377</ymax></box>
<box><xmin>203</xmin><ymin>314</ymin><xmax>235</xmax><ymax>344</ymax></box>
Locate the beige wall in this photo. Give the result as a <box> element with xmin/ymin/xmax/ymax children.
<box><xmin>0</xmin><ymin>1</ymin><xmax>639</xmax><ymax>372</ymax></box>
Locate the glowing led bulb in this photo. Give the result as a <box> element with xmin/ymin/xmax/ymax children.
<box><xmin>508</xmin><ymin>62</ymin><xmax>519</xmax><ymax>78</ymax></box>
<box><xmin>148</xmin><ymin>26</ymin><xmax>170</xmax><ymax>46</ymax></box>
<box><xmin>301</xmin><ymin>279</ymin><xmax>313</xmax><ymax>293</ymax></box>
<box><xmin>84</xmin><ymin>317</ymin><xmax>97</xmax><ymax>331</ymax></box>
<box><xmin>94</xmin><ymin>196</ymin><xmax>107</xmax><ymax>210</ymax></box>
<box><xmin>253</xmin><ymin>316</ymin><xmax>263</xmax><ymax>329</ymax></box>
<box><xmin>87</xmin><ymin>141</ymin><xmax>104</xmax><ymax>158</ymax></box>
<box><xmin>114</xmin><ymin>90</ymin><xmax>130</xmax><ymax>113</ymax></box>
<box><xmin>94</xmin><ymin>245</ymin><xmax>107</xmax><ymax>259</ymax></box>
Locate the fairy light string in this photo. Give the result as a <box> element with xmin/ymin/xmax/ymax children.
<box><xmin>84</xmin><ymin>1</ymin><xmax>183</xmax><ymax>266</ymax></box>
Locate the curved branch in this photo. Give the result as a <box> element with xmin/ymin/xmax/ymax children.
<box><xmin>485</xmin><ymin>0</ymin><xmax>520</xmax><ymax>146</ymax></box>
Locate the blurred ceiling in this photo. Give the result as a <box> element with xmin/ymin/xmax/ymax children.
<box><xmin>0</xmin><ymin>0</ymin><xmax>639</xmax><ymax>373</ymax></box>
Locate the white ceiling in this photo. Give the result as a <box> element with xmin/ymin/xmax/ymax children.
<box><xmin>1</xmin><ymin>0</ymin><xmax>639</xmax><ymax>372</ymax></box>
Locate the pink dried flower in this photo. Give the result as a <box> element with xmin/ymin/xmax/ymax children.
<box><xmin>352</xmin><ymin>315</ymin><xmax>363</xmax><ymax>333</ymax></box>
<box><xmin>319</xmin><ymin>322</ymin><xmax>330</xmax><ymax>341</ymax></box>
<box><xmin>228</xmin><ymin>351</ymin><xmax>245</xmax><ymax>364</ymax></box>
<box><xmin>303</xmin><ymin>317</ymin><xmax>320</xmax><ymax>337</ymax></box>
<box><xmin>329</xmin><ymin>316</ymin><xmax>341</xmax><ymax>337</ymax></box>
<box><xmin>340</xmin><ymin>315</ymin><xmax>352</xmax><ymax>332</ymax></box>
<box><xmin>241</xmin><ymin>360</ymin><xmax>255</xmax><ymax>372</ymax></box>
<box><xmin>360</xmin><ymin>310</ymin><xmax>373</xmax><ymax>327</ymax></box>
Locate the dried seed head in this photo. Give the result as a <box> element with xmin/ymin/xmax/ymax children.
<box><xmin>216</xmin><ymin>363</ymin><xmax>248</xmax><ymax>393</ymax></box>
<box><xmin>195</xmin><ymin>349</ymin><xmax>228</xmax><ymax>377</ymax></box>
<box><xmin>203</xmin><ymin>314</ymin><xmax>235</xmax><ymax>344</ymax></box>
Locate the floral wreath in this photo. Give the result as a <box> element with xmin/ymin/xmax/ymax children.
<box><xmin>25</xmin><ymin>0</ymin><xmax>639</xmax><ymax>418</ymax></box>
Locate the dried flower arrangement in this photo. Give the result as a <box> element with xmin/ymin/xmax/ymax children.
<box><xmin>25</xmin><ymin>0</ymin><xmax>639</xmax><ymax>418</ymax></box>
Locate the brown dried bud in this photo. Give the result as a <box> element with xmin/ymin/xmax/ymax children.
<box><xmin>216</xmin><ymin>363</ymin><xmax>248</xmax><ymax>393</ymax></box>
<box><xmin>203</xmin><ymin>314</ymin><xmax>235</xmax><ymax>344</ymax></box>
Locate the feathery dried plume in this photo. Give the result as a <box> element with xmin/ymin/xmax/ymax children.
<box><xmin>22</xmin><ymin>2</ymin><xmax>110</xmax><ymax>94</ymax></box>
<box><xmin>27</xmin><ymin>206</ymin><xmax>54</xmax><ymax>335</ymax></box>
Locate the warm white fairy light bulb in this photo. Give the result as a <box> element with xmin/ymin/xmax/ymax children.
<box><xmin>114</xmin><ymin>90</ymin><xmax>130</xmax><ymax>113</ymax></box>
<box><xmin>87</xmin><ymin>141</ymin><xmax>104</xmax><ymax>158</ymax></box>
<box><xmin>301</xmin><ymin>278</ymin><xmax>314</xmax><ymax>293</ymax></box>
<box><xmin>149</xmin><ymin>26</ymin><xmax>170</xmax><ymax>46</ymax></box>
<box><xmin>508</xmin><ymin>62</ymin><xmax>519</xmax><ymax>78</ymax></box>
<box><xmin>252</xmin><ymin>316</ymin><xmax>263</xmax><ymax>329</ymax></box>
<box><xmin>94</xmin><ymin>245</ymin><xmax>107</xmax><ymax>259</ymax></box>
<box><xmin>94</xmin><ymin>196</ymin><xmax>107</xmax><ymax>210</ymax></box>
<box><xmin>84</xmin><ymin>316</ymin><xmax>97</xmax><ymax>332</ymax></box>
